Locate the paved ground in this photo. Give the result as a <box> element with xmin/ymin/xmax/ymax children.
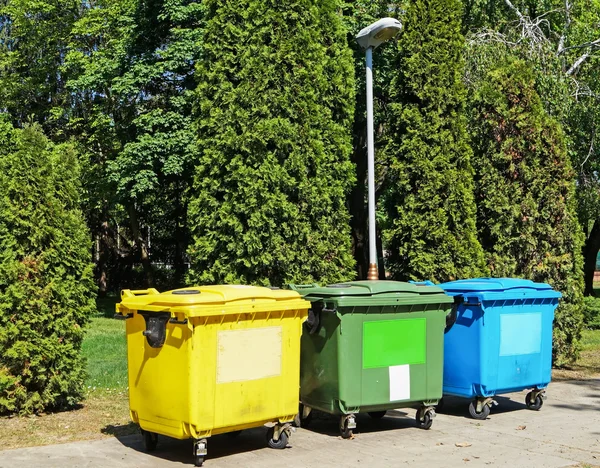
<box><xmin>1</xmin><ymin>379</ymin><xmax>598</xmax><ymax>468</ymax></box>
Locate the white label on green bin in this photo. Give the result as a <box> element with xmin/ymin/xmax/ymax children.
<box><xmin>499</xmin><ymin>312</ymin><xmax>542</xmax><ymax>356</ymax></box>
<box><xmin>216</xmin><ymin>326</ymin><xmax>282</xmax><ymax>384</ymax></box>
<box><xmin>389</xmin><ymin>364</ymin><xmax>410</xmax><ymax>401</ymax></box>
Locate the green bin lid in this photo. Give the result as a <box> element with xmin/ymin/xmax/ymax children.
<box><xmin>289</xmin><ymin>280</ymin><xmax>453</xmax><ymax>308</ymax></box>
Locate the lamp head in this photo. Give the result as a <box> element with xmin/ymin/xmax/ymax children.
<box><xmin>356</xmin><ymin>17</ymin><xmax>403</xmax><ymax>50</ymax></box>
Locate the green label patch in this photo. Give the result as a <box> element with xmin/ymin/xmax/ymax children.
<box><xmin>363</xmin><ymin>318</ymin><xmax>426</xmax><ymax>369</ymax></box>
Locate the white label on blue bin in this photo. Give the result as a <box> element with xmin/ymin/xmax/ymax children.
<box><xmin>389</xmin><ymin>364</ymin><xmax>410</xmax><ymax>401</ymax></box>
<box><xmin>216</xmin><ymin>326</ymin><xmax>282</xmax><ymax>384</ymax></box>
<box><xmin>499</xmin><ymin>313</ymin><xmax>542</xmax><ymax>356</ymax></box>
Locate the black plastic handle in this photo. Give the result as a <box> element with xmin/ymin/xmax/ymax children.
<box><xmin>114</xmin><ymin>313</ymin><xmax>133</xmax><ymax>320</ymax></box>
<box><xmin>169</xmin><ymin>317</ymin><xmax>188</xmax><ymax>325</ymax></box>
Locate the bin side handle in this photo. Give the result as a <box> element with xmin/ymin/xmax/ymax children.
<box><xmin>409</xmin><ymin>280</ymin><xmax>436</xmax><ymax>286</ymax></box>
<box><xmin>114</xmin><ymin>313</ymin><xmax>133</xmax><ymax>320</ymax></box>
<box><xmin>121</xmin><ymin>288</ymin><xmax>160</xmax><ymax>298</ymax></box>
<box><xmin>288</xmin><ymin>283</ymin><xmax>319</xmax><ymax>291</ymax></box>
<box><xmin>463</xmin><ymin>300</ymin><xmax>482</xmax><ymax>307</ymax></box>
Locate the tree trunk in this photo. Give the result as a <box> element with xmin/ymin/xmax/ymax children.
<box><xmin>173</xmin><ymin>194</ymin><xmax>188</xmax><ymax>288</ymax></box>
<box><xmin>96</xmin><ymin>221</ymin><xmax>110</xmax><ymax>297</ymax></box>
<box><xmin>376</xmin><ymin>225</ymin><xmax>386</xmax><ymax>280</ymax></box>
<box><xmin>583</xmin><ymin>218</ymin><xmax>600</xmax><ymax>296</ymax></box>
<box><xmin>127</xmin><ymin>203</ymin><xmax>154</xmax><ymax>287</ymax></box>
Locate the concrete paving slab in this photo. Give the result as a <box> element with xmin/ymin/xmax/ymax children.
<box><xmin>0</xmin><ymin>379</ymin><xmax>598</xmax><ymax>468</ymax></box>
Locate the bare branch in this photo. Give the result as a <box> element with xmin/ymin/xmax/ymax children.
<box><xmin>557</xmin><ymin>0</ymin><xmax>572</xmax><ymax>55</ymax></box>
<box><xmin>504</xmin><ymin>0</ymin><xmax>525</xmax><ymax>20</ymax></box>
<box><xmin>561</xmin><ymin>37</ymin><xmax>600</xmax><ymax>53</ymax></box>
<box><xmin>567</xmin><ymin>51</ymin><xmax>592</xmax><ymax>75</ymax></box>
<box><xmin>580</xmin><ymin>126</ymin><xmax>595</xmax><ymax>169</ymax></box>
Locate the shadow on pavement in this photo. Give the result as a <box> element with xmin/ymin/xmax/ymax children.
<box><xmin>549</xmin><ymin>379</ymin><xmax>600</xmax><ymax>412</ymax></box>
<box><xmin>108</xmin><ymin>425</ymin><xmax>280</xmax><ymax>465</ymax></box>
<box><xmin>551</xmin><ymin>378</ymin><xmax>600</xmax><ymax>387</ymax></box>
<box><xmin>101</xmin><ymin>422</ymin><xmax>138</xmax><ymax>437</ymax></box>
<box><xmin>299</xmin><ymin>409</ymin><xmax>419</xmax><ymax>438</ymax></box>
<box><xmin>436</xmin><ymin>394</ymin><xmax>529</xmax><ymax>420</ymax></box>
<box><xmin>437</xmin><ymin>379</ymin><xmax>600</xmax><ymax>418</ymax></box>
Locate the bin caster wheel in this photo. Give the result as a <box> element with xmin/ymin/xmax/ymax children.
<box><xmin>469</xmin><ymin>400</ymin><xmax>491</xmax><ymax>420</ymax></box>
<box><xmin>193</xmin><ymin>438</ymin><xmax>207</xmax><ymax>467</ymax></box>
<box><xmin>416</xmin><ymin>408</ymin><xmax>434</xmax><ymax>430</ymax></box>
<box><xmin>340</xmin><ymin>422</ymin><xmax>353</xmax><ymax>439</ymax></box>
<box><xmin>526</xmin><ymin>391</ymin><xmax>544</xmax><ymax>410</ymax></box>
<box><xmin>266</xmin><ymin>426</ymin><xmax>288</xmax><ymax>449</ymax></box>
<box><xmin>340</xmin><ymin>414</ymin><xmax>356</xmax><ymax>439</ymax></box>
<box><xmin>368</xmin><ymin>411</ymin><xmax>387</xmax><ymax>419</ymax></box>
<box><xmin>142</xmin><ymin>430</ymin><xmax>158</xmax><ymax>452</ymax></box>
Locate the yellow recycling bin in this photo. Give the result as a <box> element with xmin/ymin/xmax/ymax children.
<box><xmin>115</xmin><ymin>285</ymin><xmax>310</xmax><ymax>467</ymax></box>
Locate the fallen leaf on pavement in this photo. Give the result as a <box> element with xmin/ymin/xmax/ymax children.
<box><xmin>516</xmin><ymin>425</ymin><xmax>527</xmax><ymax>430</ymax></box>
<box><xmin>463</xmin><ymin>458</ymin><xmax>470</xmax><ymax>462</ymax></box>
<box><xmin>436</xmin><ymin>442</ymin><xmax>444</xmax><ymax>446</ymax></box>
<box><xmin>456</xmin><ymin>442</ymin><xmax>472</xmax><ymax>447</ymax></box>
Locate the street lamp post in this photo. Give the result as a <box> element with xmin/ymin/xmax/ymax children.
<box><xmin>356</xmin><ymin>18</ymin><xmax>402</xmax><ymax>281</ymax></box>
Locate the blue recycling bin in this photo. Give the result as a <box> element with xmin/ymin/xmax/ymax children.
<box><xmin>438</xmin><ymin>278</ymin><xmax>561</xmax><ymax>419</ymax></box>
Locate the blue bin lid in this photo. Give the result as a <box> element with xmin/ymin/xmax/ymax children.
<box><xmin>438</xmin><ymin>277</ymin><xmax>561</xmax><ymax>300</ymax></box>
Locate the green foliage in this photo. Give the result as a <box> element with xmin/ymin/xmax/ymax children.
<box><xmin>65</xmin><ymin>0</ymin><xmax>204</xmax><ymax>288</ymax></box>
<box><xmin>468</xmin><ymin>57</ymin><xmax>584</xmax><ymax>364</ymax></box>
<box><xmin>0</xmin><ymin>0</ymin><xmax>80</xmax><ymax>136</ymax></box>
<box><xmin>463</xmin><ymin>1</ymin><xmax>600</xmax><ymax>296</ymax></box>
<box><xmin>583</xmin><ymin>296</ymin><xmax>600</xmax><ymax>329</ymax></box>
<box><xmin>0</xmin><ymin>120</ymin><xmax>96</xmax><ymax>414</ymax></box>
<box><xmin>384</xmin><ymin>0</ymin><xmax>487</xmax><ymax>282</ymax></box>
<box><xmin>188</xmin><ymin>0</ymin><xmax>356</xmax><ymax>286</ymax></box>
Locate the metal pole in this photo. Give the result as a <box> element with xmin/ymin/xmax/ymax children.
<box><xmin>366</xmin><ymin>47</ymin><xmax>378</xmax><ymax>280</ymax></box>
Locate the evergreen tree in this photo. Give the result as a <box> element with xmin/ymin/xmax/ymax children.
<box><xmin>384</xmin><ymin>0</ymin><xmax>486</xmax><ymax>282</ymax></box>
<box><xmin>0</xmin><ymin>119</ymin><xmax>96</xmax><ymax>414</ymax></box>
<box><xmin>188</xmin><ymin>0</ymin><xmax>356</xmax><ymax>286</ymax></box>
<box><xmin>469</xmin><ymin>58</ymin><xmax>584</xmax><ymax>364</ymax></box>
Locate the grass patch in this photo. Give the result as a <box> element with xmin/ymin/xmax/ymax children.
<box><xmin>81</xmin><ymin>314</ymin><xmax>128</xmax><ymax>392</ymax></box>
<box><xmin>553</xmin><ymin>329</ymin><xmax>600</xmax><ymax>380</ymax></box>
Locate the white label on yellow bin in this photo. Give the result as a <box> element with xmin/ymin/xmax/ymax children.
<box><xmin>216</xmin><ymin>326</ymin><xmax>283</xmax><ymax>384</ymax></box>
<box><xmin>389</xmin><ymin>364</ymin><xmax>410</xmax><ymax>401</ymax></box>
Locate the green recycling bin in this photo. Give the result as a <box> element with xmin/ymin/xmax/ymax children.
<box><xmin>290</xmin><ymin>281</ymin><xmax>453</xmax><ymax>437</ymax></box>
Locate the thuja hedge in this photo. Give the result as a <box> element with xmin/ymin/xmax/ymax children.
<box><xmin>468</xmin><ymin>58</ymin><xmax>584</xmax><ymax>364</ymax></box>
<box><xmin>187</xmin><ymin>0</ymin><xmax>356</xmax><ymax>286</ymax></box>
<box><xmin>0</xmin><ymin>120</ymin><xmax>96</xmax><ymax>414</ymax></box>
<box><xmin>384</xmin><ymin>0</ymin><xmax>487</xmax><ymax>282</ymax></box>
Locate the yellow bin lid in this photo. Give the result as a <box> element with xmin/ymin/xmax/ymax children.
<box><xmin>116</xmin><ymin>285</ymin><xmax>310</xmax><ymax>318</ymax></box>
